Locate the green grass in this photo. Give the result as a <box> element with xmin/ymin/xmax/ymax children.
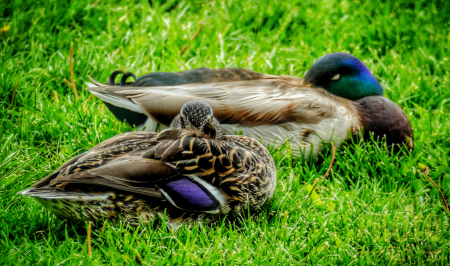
<box><xmin>1</xmin><ymin>0</ymin><xmax>450</xmax><ymax>264</ymax></box>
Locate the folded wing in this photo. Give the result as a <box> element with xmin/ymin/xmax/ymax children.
<box><xmin>87</xmin><ymin>77</ymin><xmax>350</xmax><ymax>127</ymax></box>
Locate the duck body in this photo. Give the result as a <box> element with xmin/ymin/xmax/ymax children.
<box><xmin>21</xmin><ymin>102</ymin><xmax>276</xmax><ymax>228</ymax></box>
<box><xmin>87</xmin><ymin>53</ymin><xmax>413</xmax><ymax>157</ymax></box>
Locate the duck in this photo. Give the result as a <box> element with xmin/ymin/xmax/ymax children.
<box><xmin>86</xmin><ymin>53</ymin><xmax>414</xmax><ymax>157</ymax></box>
<box><xmin>20</xmin><ymin>101</ymin><xmax>277</xmax><ymax>228</ymax></box>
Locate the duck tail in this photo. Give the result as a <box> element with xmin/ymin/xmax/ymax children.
<box><xmin>86</xmin><ymin>75</ymin><xmax>151</xmax><ymax>130</ymax></box>
<box><xmin>19</xmin><ymin>187</ymin><xmax>115</xmax><ymax>201</ymax></box>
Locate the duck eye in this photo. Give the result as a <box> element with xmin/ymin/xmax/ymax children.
<box><xmin>331</xmin><ymin>73</ymin><xmax>340</xmax><ymax>81</ymax></box>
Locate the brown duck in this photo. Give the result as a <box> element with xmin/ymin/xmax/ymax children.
<box><xmin>20</xmin><ymin>101</ymin><xmax>277</xmax><ymax>228</ymax></box>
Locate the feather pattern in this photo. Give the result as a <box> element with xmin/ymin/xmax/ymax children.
<box><xmin>86</xmin><ymin>61</ymin><xmax>413</xmax><ymax>156</ymax></box>
<box><xmin>87</xmin><ymin>77</ymin><xmax>361</xmax><ymax>156</ymax></box>
<box><xmin>20</xmin><ymin>121</ymin><xmax>276</xmax><ymax>228</ymax></box>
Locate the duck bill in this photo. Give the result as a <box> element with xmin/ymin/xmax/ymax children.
<box><xmin>353</xmin><ymin>95</ymin><xmax>414</xmax><ymax>151</ymax></box>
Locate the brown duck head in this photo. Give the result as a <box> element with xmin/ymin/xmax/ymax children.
<box><xmin>353</xmin><ymin>95</ymin><xmax>414</xmax><ymax>151</ymax></box>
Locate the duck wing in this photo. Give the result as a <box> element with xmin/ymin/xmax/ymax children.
<box><xmin>87</xmin><ymin>68</ymin><xmax>271</xmax><ymax>128</ymax></box>
<box><xmin>21</xmin><ymin>131</ymin><xmax>166</xmax><ymax>198</ymax></box>
<box><xmin>21</xmin><ymin>129</ymin><xmax>245</xmax><ymax>213</ymax></box>
<box><xmin>131</xmin><ymin>67</ymin><xmax>268</xmax><ymax>86</ymax></box>
<box><xmin>87</xmin><ymin>77</ymin><xmax>352</xmax><ymax>127</ymax></box>
<box><xmin>152</xmin><ymin>129</ymin><xmax>276</xmax><ymax>213</ymax></box>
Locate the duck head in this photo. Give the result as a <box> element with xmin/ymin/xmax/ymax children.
<box><xmin>304</xmin><ymin>52</ymin><xmax>383</xmax><ymax>100</ymax></box>
<box><xmin>171</xmin><ymin>100</ymin><xmax>224</xmax><ymax>140</ymax></box>
<box><xmin>353</xmin><ymin>95</ymin><xmax>414</xmax><ymax>151</ymax></box>
<box><xmin>305</xmin><ymin>53</ymin><xmax>413</xmax><ymax>150</ymax></box>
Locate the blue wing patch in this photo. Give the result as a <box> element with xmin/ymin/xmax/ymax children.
<box><xmin>158</xmin><ymin>176</ymin><xmax>226</xmax><ymax>213</ymax></box>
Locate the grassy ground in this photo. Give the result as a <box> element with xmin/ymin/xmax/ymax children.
<box><xmin>1</xmin><ymin>0</ymin><xmax>450</xmax><ymax>264</ymax></box>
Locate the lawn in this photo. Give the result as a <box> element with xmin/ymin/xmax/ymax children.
<box><xmin>1</xmin><ymin>0</ymin><xmax>450</xmax><ymax>264</ymax></box>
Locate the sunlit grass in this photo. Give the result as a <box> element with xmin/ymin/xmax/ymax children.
<box><xmin>1</xmin><ymin>0</ymin><xmax>450</xmax><ymax>264</ymax></box>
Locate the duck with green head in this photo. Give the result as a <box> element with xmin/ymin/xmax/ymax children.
<box><xmin>87</xmin><ymin>52</ymin><xmax>413</xmax><ymax>157</ymax></box>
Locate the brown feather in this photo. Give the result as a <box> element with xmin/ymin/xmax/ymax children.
<box><xmin>22</xmin><ymin>118</ymin><xmax>277</xmax><ymax>228</ymax></box>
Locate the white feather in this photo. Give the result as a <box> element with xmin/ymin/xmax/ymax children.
<box><xmin>20</xmin><ymin>190</ymin><xmax>115</xmax><ymax>201</ymax></box>
<box><xmin>89</xmin><ymin>90</ymin><xmax>144</xmax><ymax>114</ymax></box>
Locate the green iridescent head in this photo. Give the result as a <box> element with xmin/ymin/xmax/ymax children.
<box><xmin>304</xmin><ymin>53</ymin><xmax>383</xmax><ymax>100</ymax></box>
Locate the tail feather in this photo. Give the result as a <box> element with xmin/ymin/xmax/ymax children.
<box><xmin>87</xmin><ymin>75</ymin><xmax>107</xmax><ymax>87</ymax></box>
<box><xmin>86</xmin><ymin>79</ymin><xmax>149</xmax><ymax>127</ymax></box>
<box><xmin>19</xmin><ymin>188</ymin><xmax>115</xmax><ymax>201</ymax></box>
